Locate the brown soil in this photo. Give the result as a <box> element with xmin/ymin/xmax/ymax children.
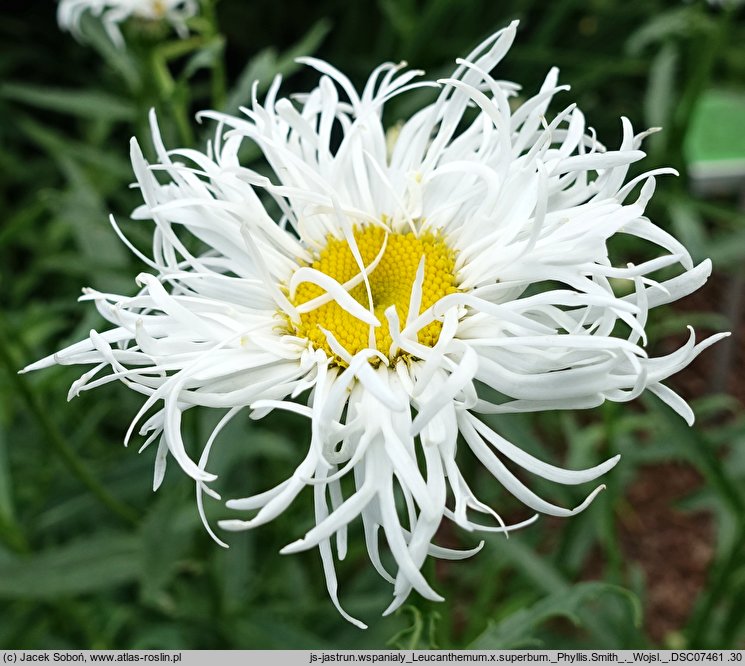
<box><xmin>667</xmin><ymin>267</ymin><xmax>744</xmax><ymax>404</ymax></box>
<box><xmin>618</xmin><ymin>463</ymin><xmax>715</xmax><ymax>644</ymax></box>
<box><xmin>615</xmin><ymin>267</ymin><xmax>743</xmax><ymax>644</ymax></box>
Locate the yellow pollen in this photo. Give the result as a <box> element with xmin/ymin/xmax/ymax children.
<box><xmin>287</xmin><ymin>225</ymin><xmax>459</xmax><ymax>365</ymax></box>
<box><xmin>151</xmin><ymin>0</ymin><xmax>167</xmax><ymax>17</ymax></box>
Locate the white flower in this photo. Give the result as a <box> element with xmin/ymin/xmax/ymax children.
<box><xmin>26</xmin><ymin>22</ymin><xmax>726</xmax><ymax>627</ymax></box>
<box><xmin>57</xmin><ymin>0</ymin><xmax>198</xmax><ymax>47</ymax></box>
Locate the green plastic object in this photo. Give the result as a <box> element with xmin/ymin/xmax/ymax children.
<box><xmin>685</xmin><ymin>89</ymin><xmax>745</xmax><ymax>183</ymax></box>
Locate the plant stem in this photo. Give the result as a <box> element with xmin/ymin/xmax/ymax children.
<box><xmin>203</xmin><ymin>0</ymin><xmax>227</xmax><ymax>110</ymax></box>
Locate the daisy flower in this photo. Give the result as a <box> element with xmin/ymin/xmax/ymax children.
<box><xmin>57</xmin><ymin>0</ymin><xmax>198</xmax><ymax>47</ymax></box>
<box><xmin>25</xmin><ymin>22</ymin><xmax>726</xmax><ymax>627</ymax></box>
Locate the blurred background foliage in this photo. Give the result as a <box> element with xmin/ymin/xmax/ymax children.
<box><xmin>1</xmin><ymin>0</ymin><xmax>745</xmax><ymax>651</ymax></box>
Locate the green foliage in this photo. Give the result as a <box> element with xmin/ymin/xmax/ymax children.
<box><xmin>387</xmin><ymin>608</ymin><xmax>442</xmax><ymax>650</ymax></box>
<box><xmin>0</xmin><ymin>534</ymin><xmax>142</xmax><ymax>598</ymax></box>
<box><xmin>0</xmin><ymin>84</ymin><xmax>137</xmax><ymax>122</ymax></box>
<box><xmin>470</xmin><ymin>583</ymin><xmax>641</xmax><ymax>649</ymax></box>
<box><xmin>2</xmin><ymin>0</ymin><xmax>745</xmax><ymax>652</ymax></box>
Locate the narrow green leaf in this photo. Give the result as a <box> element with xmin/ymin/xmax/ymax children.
<box><xmin>387</xmin><ymin>607</ymin><xmax>440</xmax><ymax>649</ymax></box>
<box><xmin>707</xmin><ymin>230</ymin><xmax>745</xmax><ymax>268</ymax></box>
<box><xmin>491</xmin><ymin>534</ymin><xmax>568</xmax><ymax>595</ymax></box>
<box><xmin>626</xmin><ymin>7</ymin><xmax>707</xmax><ymax>55</ymax></box>
<box><xmin>644</xmin><ymin>42</ymin><xmax>678</xmax><ymax>160</ymax></box>
<box><xmin>223</xmin><ymin>19</ymin><xmax>330</xmax><ymax>115</ymax></box>
<box><xmin>77</xmin><ymin>11</ymin><xmax>140</xmax><ymax>91</ymax></box>
<box><xmin>1</xmin><ymin>83</ymin><xmax>135</xmax><ymax>122</ymax></box>
<box><xmin>182</xmin><ymin>37</ymin><xmax>225</xmax><ymax>80</ymax></box>
<box><xmin>0</xmin><ymin>534</ymin><xmax>140</xmax><ymax>598</ymax></box>
<box><xmin>0</xmin><ymin>427</ymin><xmax>14</xmax><ymax>524</ymax></box>
<box><xmin>643</xmin><ymin>394</ymin><xmax>745</xmax><ymax>516</ymax></box>
<box><xmin>668</xmin><ymin>198</ymin><xmax>708</xmax><ymax>264</ymax></box>
<box><xmin>378</xmin><ymin>0</ymin><xmax>417</xmax><ymax>40</ymax></box>
<box><xmin>469</xmin><ymin>582</ymin><xmax>641</xmax><ymax>649</ymax></box>
<box><xmin>139</xmin><ymin>495</ymin><xmax>197</xmax><ymax>608</ymax></box>
<box><xmin>14</xmin><ymin>116</ymin><xmax>130</xmax><ymax>181</ymax></box>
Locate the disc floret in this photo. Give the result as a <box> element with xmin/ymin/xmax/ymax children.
<box><xmin>288</xmin><ymin>224</ymin><xmax>459</xmax><ymax>364</ymax></box>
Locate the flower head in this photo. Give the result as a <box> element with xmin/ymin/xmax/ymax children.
<box><xmin>58</xmin><ymin>0</ymin><xmax>198</xmax><ymax>47</ymax></box>
<box><xmin>26</xmin><ymin>22</ymin><xmax>726</xmax><ymax>626</ymax></box>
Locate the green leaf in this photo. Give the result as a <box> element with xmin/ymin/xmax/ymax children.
<box><xmin>14</xmin><ymin>115</ymin><xmax>131</xmax><ymax>181</ymax></box>
<box><xmin>0</xmin><ymin>426</ymin><xmax>14</xmax><ymax>524</ymax></box>
<box><xmin>644</xmin><ymin>42</ymin><xmax>678</xmax><ymax>160</ymax></box>
<box><xmin>668</xmin><ymin>197</ymin><xmax>708</xmax><ymax>264</ymax></box>
<box><xmin>707</xmin><ymin>230</ymin><xmax>745</xmax><ymax>268</ymax></box>
<box><xmin>215</xmin><ymin>530</ymin><xmax>254</xmax><ymax>614</ymax></box>
<box><xmin>0</xmin><ymin>423</ymin><xmax>25</xmax><ymax>553</ymax></box>
<box><xmin>1</xmin><ymin>83</ymin><xmax>135</xmax><ymax>122</ymax></box>
<box><xmin>223</xmin><ymin>19</ymin><xmax>330</xmax><ymax>115</ymax></box>
<box><xmin>12</xmin><ymin>116</ymin><xmax>130</xmax><ymax>276</ymax></box>
<box><xmin>139</xmin><ymin>494</ymin><xmax>197</xmax><ymax>610</ymax></box>
<box><xmin>378</xmin><ymin>0</ymin><xmax>417</xmax><ymax>41</ymax></box>
<box><xmin>228</xmin><ymin>615</ymin><xmax>331</xmax><ymax>650</ymax></box>
<box><xmin>0</xmin><ymin>534</ymin><xmax>140</xmax><ymax>598</ymax></box>
<box><xmin>642</xmin><ymin>394</ymin><xmax>745</xmax><ymax>517</ymax></box>
<box><xmin>490</xmin><ymin>534</ymin><xmax>567</xmax><ymax>595</ymax></box>
<box><xmin>181</xmin><ymin>37</ymin><xmax>225</xmax><ymax>80</ymax></box>
<box><xmin>77</xmin><ymin>11</ymin><xmax>141</xmax><ymax>91</ymax></box>
<box><xmin>626</xmin><ymin>7</ymin><xmax>707</xmax><ymax>55</ymax></box>
<box><xmin>387</xmin><ymin>606</ymin><xmax>440</xmax><ymax>650</ymax></box>
<box><xmin>469</xmin><ymin>582</ymin><xmax>641</xmax><ymax>649</ymax></box>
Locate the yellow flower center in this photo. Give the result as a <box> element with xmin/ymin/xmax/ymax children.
<box><xmin>151</xmin><ymin>0</ymin><xmax>167</xmax><ymax>17</ymax></box>
<box><xmin>288</xmin><ymin>225</ymin><xmax>459</xmax><ymax>365</ymax></box>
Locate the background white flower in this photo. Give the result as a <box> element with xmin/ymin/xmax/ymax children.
<box><xmin>25</xmin><ymin>22</ymin><xmax>727</xmax><ymax>626</ymax></box>
<box><xmin>58</xmin><ymin>0</ymin><xmax>198</xmax><ymax>47</ymax></box>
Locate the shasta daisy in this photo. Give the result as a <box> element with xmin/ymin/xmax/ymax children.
<box><xmin>25</xmin><ymin>22</ymin><xmax>726</xmax><ymax>626</ymax></box>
